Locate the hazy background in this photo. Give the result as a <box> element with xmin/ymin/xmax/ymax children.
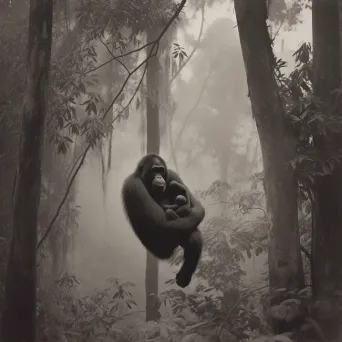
<box><xmin>71</xmin><ymin>1</ymin><xmax>312</xmax><ymax>308</ymax></box>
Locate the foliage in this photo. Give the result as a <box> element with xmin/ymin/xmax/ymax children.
<box><xmin>151</xmin><ymin>175</ymin><xmax>269</xmax><ymax>341</ymax></box>
<box><xmin>37</xmin><ymin>273</ymin><xmax>139</xmax><ymax>341</ymax></box>
<box><xmin>0</xmin><ymin>0</ymin><xmax>182</xmax><ymax>158</ymax></box>
<box><xmin>76</xmin><ymin>0</ymin><xmax>182</xmax><ymax>40</ymax></box>
<box><xmin>0</xmin><ymin>0</ymin><xmax>184</xmax><ymax>321</ymax></box>
<box><xmin>268</xmin><ymin>0</ymin><xmax>310</xmax><ymax>30</ymax></box>
<box><xmin>1</xmin><ymin>0</ymin><xmax>186</xmax><ymax>252</ymax></box>
<box><xmin>35</xmin><ymin>172</ymin><xmax>316</xmax><ymax>342</ymax></box>
<box><xmin>238</xmin><ymin>38</ymin><xmax>342</xmax><ymax>342</ymax></box>
<box><xmin>35</xmin><ymin>173</ymin><xmax>273</xmax><ymax>342</ymax></box>
<box><xmin>274</xmin><ymin>42</ymin><xmax>342</xmax><ymax>188</ymax></box>
<box><xmin>40</xmin><ymin>62</ymin><xmax>318</xmax><ymax>339</ymax></box>
<box><xmin>47</xmin><ymin>0</ymin><xmax>183</xmax><ymax>142</ymax></box>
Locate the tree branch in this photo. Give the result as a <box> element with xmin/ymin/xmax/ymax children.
<box><xmin>99</xmin><ymin>36</ymin><xmax>130</xmax><ymax>74</ymax></box>
<box><xmin>37</xmin><ymin>143</ymin><xmax>91</xmax><ymax>251</ymax></box>
<box><xmin>66</xmin><ymin>54</ymin><xmax>152</xmax><ymax>182</ymax></box>
<box><xmin>85</xmin><ymin>0</ymin><xmax>187</xmax><ymax>76</ymax></box>
<box><xmin>38</xmin><ymin>49</ymin><xmax>156</xmax><ymax>252</ymax></box>
<box><xmin>300</xmin><ymin>244</ymin><xmax>312</xmax><ymax>263</ymax></box>
<box><xmin>113</xmin><ymin>62</ymin><xmax>149</xmax><ymax>125</ymax></box>
<box><xmin>84</xmin><ymin>41</ymin><xmax>155</xmax><ymax>75</ymax></box>
<box><xmin>37</xmin><ymin>0</ymin><xmax>187</xmax><ymax>251</ymax></box>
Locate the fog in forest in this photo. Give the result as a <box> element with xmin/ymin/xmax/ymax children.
<box><xmin>70</xmin><ymin>1</ymin><xmax>311</xmax><ymax>309</ymax></box>
<box><xmin>4</xmin><ymin>0</ymin><xmax>339</xmax><ymax>341</ymax></box>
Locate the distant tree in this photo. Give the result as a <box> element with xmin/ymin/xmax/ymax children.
<box><xmin>143</xmin><ymin>0</ymin><xmax>186</xmax><ymax>323</ymax></box>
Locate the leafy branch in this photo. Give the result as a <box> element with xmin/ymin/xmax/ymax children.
<box><xmin>114</xmin><ymin>63</ymin><xmax>148</xmax><ymax>122</ymax></box>
<box><xmin>170</xmin><ymin>3</ymin><xmax>205</xmax><ymax>84</ymax></box>
<box><xmin>84</xmin><ymin>41</ymin><xmax>155</xmax><ymax>75</ymax></box>
<box><xmin>37</xmin><ymin>0</ymin><xmax>188</xmax><ymax>251</ymax></box>
<box><xmin>38</xmin><ymin>49</ymin><xmax>155</xmax><ymax>251</ymax></box>
<box><xmin>99</xmin><ymin>36</ymin><xmax>130</xmax><ymax>74</ymax></box>
<box><xmin>215</xmin><ymin>285</ymin><xmax>267</xmax><ymax>342</ymax></box>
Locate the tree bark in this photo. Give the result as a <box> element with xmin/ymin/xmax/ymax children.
<box><xmin>1</xmin><ymin>0</ymin><xmax>54</xmax><ymax>340</ymax></box>
<box><xmin>145</xmin><ymin>28</ymin><xmax>161</xmax><ymax>322</ymax></box>
<box><xmin>0</xmin><ymin>1</ymin><xmax>27</xmax><ymax>309</ymax></box>
<box><xmin>234</xmin><ymin>0</ymin><xmax>305</xmax><ymax>333</ymax></box>
<box><xmin>312</xmin><ymin>0</ymin><xmax>342</xmax><ymax>339</ymax></box>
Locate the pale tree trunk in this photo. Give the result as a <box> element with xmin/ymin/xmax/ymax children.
<box><xmin>145</xmin><ymin>30</ymin><xmax>174</xmax><ymax>319</ymax></box>
<box><xmin>1</xmin><ymin>0</ymin><xmax>54</xmax><ymax>340</ymax></box>
<box><xmin>312</xmin><ymin>0</ymin><xmax>342</xmax><ymax>339</ymax></box>
<box><xmin>158</xmin><ymin>30</ymin><xmax>172</xmax><ymax>142</ymax></box>
<box><xmin>234</xmin><ymin>0</ymin><xmax>305</xmax><ymax>334</ymax></box>
<box><xmin>145</xmin><ymin>28</ymin><xmax>161</xmax><ymax>322</ymax></box>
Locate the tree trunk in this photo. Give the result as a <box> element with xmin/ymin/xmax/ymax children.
<box><xmin>312</xmin><ymin>1</ymin><xmax>342</xmax><ymax>339</ymax></box>
<box><xmin>158</xmin><ymin>30</ymin><xmax>172</xmax><ymax>141</ymax></box>
<box><xmin>0</xmin><ymin>2</ymin><xmax>27</xmax><ymax>309</ymax></box>
<box><xmin>1</xmin><ymin>0</ymin><xmax>54</xmax><ymax>340</ymax></box>
<box><xmin>234</xmin><ymin>0</ymin><xmax>305</xmax><ymax>333</ymax></box>
<box><xmin>145</xmin><ymin>28</ymin><xmax>161</xmax><ymax>322</ymax></box>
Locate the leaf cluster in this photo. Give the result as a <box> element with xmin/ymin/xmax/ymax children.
<box><xmin>37</xmin><ymin>274</ymin><xmax>138</xmax><ymax>342</ymax></box>
<box><xmin>275</xmin><ymin>43</ymin><xmax>342</xmax><ymax>189</ymax></box>
<box><xmin>164</xmin><ymin>176</ymin><xmax>269</xmax><ymax>339</ymax></box>
<box><xmin>76</xmin><ymin>0</ymin><xmax>180</xmax><ymax>42</ymax></box>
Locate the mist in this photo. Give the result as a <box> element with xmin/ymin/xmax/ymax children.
<box><xmin>70</xmin><ymin>0</ymin><xmax>310</xmax><ymax>309</ymax></box>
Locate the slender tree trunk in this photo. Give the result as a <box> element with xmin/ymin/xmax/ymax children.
<box><xmin>234</xmin><ymin>0</ymin><xmax>304</xmax><ymax>334</ymax></box>
<box><xmin>1</xmin><ymin>0</ymin><xmax>54</xmax><ymax>340</ymax></box>
<box><xmin>158</xmin><ymin>30</ymin><xmax>172</xmax><ymax>141</ymax></box>
<box><xmin>145</xmin><ymin>28</ymin><xmax>161</xmax><ymax>322</ymax></box>
<box><xmin>312</xmin><ymin>1</ymin><xmax>342</xmax><ymax>339</ymax></box>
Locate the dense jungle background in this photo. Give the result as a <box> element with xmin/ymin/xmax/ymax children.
<box><xmin>2</xmin><ymin>0</ymin><xmax>342</xmax><ymax>341</ymax></box>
